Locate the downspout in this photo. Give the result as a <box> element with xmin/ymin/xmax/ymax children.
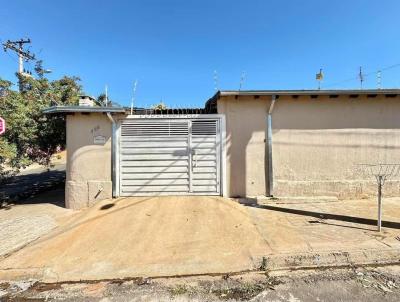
<box><xmin>106</xmin><ymin>112</ymin><xmax>117</xmax><ymax>198</ymax></box>
<box><xmin>267</xmin><ymin>95</ymin><xmax>277</xmax><ymax>196</ymax></box>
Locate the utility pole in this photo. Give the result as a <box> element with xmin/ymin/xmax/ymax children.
<box><xmin>3</xmin><ymin>38</ymin><xmax>35</xmax><ymax>90</ymax></box>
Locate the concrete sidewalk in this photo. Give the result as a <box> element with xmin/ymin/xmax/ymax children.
<box><xmin>245</xmin><ymin>197</ymin><xmax>400</xmax><ymax>270</ymax></box>
<box><xmin>0</xmin><ymin>196</ymin><xmax>399</xmax><ymax>282</ymax></box>
<box><xmin>0</xmin><ymin>188</ymin><xmax>73</xmax><ymax>258</ymax></box>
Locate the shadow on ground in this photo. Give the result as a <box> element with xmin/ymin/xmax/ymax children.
<box><xmin>0</xmin><ymin>170</ymin><xmax>65</xmax><ymax>208</ymax></box>
<box><xmin>17</xmin><ymin>183</ymin><xmax>66</xmax><ymax>208</ymax></box>
<box><xmin>245</xmin><ymin>203</ymin><xmax>400</xmax><ymax>230</ymax></box>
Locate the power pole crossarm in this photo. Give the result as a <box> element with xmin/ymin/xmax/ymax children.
<box><xmin>3</xmin><ymin>39</ymin><xmax>35</xmax><ymax>71</ymax></box>
<box><xmin>3</xmin><ymin>38</ymin><xmax>36</xmax><ymax>91</ymax></box>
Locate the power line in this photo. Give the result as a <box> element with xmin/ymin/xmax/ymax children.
<box><xmin>3</xmin><ymin>39</ymin><xmax>35</xmax><ymax>73</ymax></box>
<box><xmin>2</xmin><ymin>38</ymin><xmax>36</xmax><ymax>91</ymax></box>
<box><xmin>0</xmin><ymin>38</ymin><xmax>17</xmax><ymax>63</ymax></box>
<box><xmin>324</xmin><ymin>63</ymin><xmax>400</xmax><ymax>89</ymax></box>
<box><xmin>4</xmin><ymin>49</ymin><xmax>18</xmax><ymax>63</ymax></box>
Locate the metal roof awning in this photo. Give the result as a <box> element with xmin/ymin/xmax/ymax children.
<box><xmin>43</xmin><ymin>106</ymin><xmax>126</xmax><ymax>114</ymax></box>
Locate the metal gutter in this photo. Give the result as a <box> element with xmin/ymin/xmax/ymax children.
<box><xmin>43</xmin><ymin>106</ymin><xmax>126</xmax><ymax>114</ymax></box>
<box><xmin>267</xmin><ymin>95</ymin><xmax>276</xmax><ymax>197</ymax></box>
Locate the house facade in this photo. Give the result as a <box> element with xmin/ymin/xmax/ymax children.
<box><xmin>44</xmin><ymin>89</ymin><xmax>400</xmax><ymax>209</ymax></box>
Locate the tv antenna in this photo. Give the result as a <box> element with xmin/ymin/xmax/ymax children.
<box><xmin>358</xmin><ymin>66</ymin><xmax>364</xmax><ymax>89</ymax></box>
<box><xmin>130</xmin><ymin>80</ymin><xmax>138</xmax><ymax>115</ymax></box>
<box><xmin>316</xmin><ymin>68</ymin><xmax>324</xmax><ymax>90</ymax></box>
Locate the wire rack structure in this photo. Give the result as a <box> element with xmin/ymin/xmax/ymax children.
<box><xmin>357</xmin><ymin>164</ymin><xmax>400</xmax><ymax>231</ymax></box>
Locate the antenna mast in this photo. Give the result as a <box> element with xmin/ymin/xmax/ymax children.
<box><xmin>213</xmin><ymin>70</ymin><xmax>219</xmax><ymax>91</ymax></box>
<box><xmin>316</xmin><ymin>68</ymin><xmax>324</xmax><ymax>90</ymax></box>
<box><xmin>130</xmin><ymin>80</ymin><xmax>138</xmax><ymax>115</ymax></box>
<box><xmin>239</xmin><ymin>71</ymin><xmax>246</xmax><ymax>91</ymax></box>
<box><xmin>358</xmin><ymin>66</ymin><xmax>364</xmax><ymax>89</ymax></box>
<box><xmin>377</xmin><ymin>70</ymin><xmax>382</xmax><ymax>89</ymax></box>
<box><xmin>105</xmin><ymin>85</ymin><xmax>108</xmax><ymax>106</ymax></box>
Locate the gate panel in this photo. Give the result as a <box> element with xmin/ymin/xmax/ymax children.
<box><xmin>119</xmin><ymin>119</ymin><xmax>190</xmax><ymax>196</ymax></box>
<box><xmin>118</xmin><ymin>117</ymin><xmax>221</xmax><ymax>196</ymax></box>
<box><xmin>190</xmin><ymin>120</ymin><xmax>220</xmax><ymax>194</ymax></box>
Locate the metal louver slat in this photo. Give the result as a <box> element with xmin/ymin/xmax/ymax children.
<box><xmin>121</xmin><ymin>120</ymin><xmax>189</xmax><ymax>137</ymax></box>
<box><xmin>191</xmin><ymin>120</ymin><xmax>217</xmax><ymax>136</ymax></box>
<box><xmin>120</xmin><ymin>119</ymin><xmax>190</xmax><ymax>195</ymax></box>
<box><xmin>118</xmin><ymin>117</ymin><xmax>221</xmax><ymax>196</ymax></box>
<box><xmin>190</xmin><ymin>120</ymin><xmax>219</xmax><ymax>194</ymax></box>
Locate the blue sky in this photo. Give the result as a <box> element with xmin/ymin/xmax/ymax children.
<box><xmin>1</xmin><ymin>0</ymin><xmax>400</xmax><ymax>107</ymax></box>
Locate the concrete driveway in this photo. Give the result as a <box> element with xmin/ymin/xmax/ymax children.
<box><xmin>1</xmin><ymin>195</ymin><xmax>400</xmax><ymax>283</ymax></box>
<box><xmin>0</xmin><ymin>196</ymin><xmax>269</xmax><ymax>282</ymax></box>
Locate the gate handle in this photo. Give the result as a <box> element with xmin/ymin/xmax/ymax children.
<box><xmin>192</xmin><ymin>149</ymin><xmax>197</xmax><ymax>167</ymax></box>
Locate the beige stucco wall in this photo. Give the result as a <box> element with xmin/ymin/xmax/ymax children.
<box><xmin>218</xmin><ymin>96</ymin><xmax>272</xmax><ymax>197</ymax></box>
<box><xmin>218</xmin><ymin>94</ymin><xmax>400</xmax><ymax>199</ymax></box>
<box><xmin>66</xmin><ymin>113</ymin><xmax>113</xmax><ymax>209</ymax></box>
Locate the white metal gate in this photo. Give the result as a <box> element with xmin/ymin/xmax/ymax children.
<box><xmin>118</xmin><ymin>117</ymin><xmax>222</xmax><ymax>196</ymax></box>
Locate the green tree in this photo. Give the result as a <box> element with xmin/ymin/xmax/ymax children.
<box><xmin>151</xmin><ymin>101</ymin><xmax>167</xmax><ymax>110</ymax></box>
<box><xmin>96</xmin><ymin>93</ymin><xmax>121</xmax><ymax>107</ymax></box>
<box><xmin>0</xmin><ymin>71</ymin><xmax>82</xmax><ymax>180</ymax></box>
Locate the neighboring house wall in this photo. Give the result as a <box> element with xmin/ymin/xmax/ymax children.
<box><xmin>66</xmin><ymin>113</ymin><xmax>112</xmax><ymax>209</ymax></box>
<box><xmin>218</xmin><ymin>94</ymin><xmax>400</xmax><ymax>199</ymax></box>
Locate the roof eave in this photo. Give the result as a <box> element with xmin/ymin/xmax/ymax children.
<box><xmin>43</xmin><ymin>106</ymin><xmax>126</xmax><ymax>114</ymax></box>
<box><xmin>218</xmin><ymin>89</ymin><xmax>400</xmax><ymax>97</ymax></box>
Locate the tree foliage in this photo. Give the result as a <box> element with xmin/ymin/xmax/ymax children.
<box><xmin>96</xmin><ymin>93</ymin><xmax>121</xmax><ymax>108</ymax></box>
<box><xmin>151</xmin><ymin>101</ymin><xmax>167</xmax><ymax>110</ymax></box>
<box><xmin>0</xmin><ymin>70</ymin><xmax>82</xmax><ymax>180</ymax></box>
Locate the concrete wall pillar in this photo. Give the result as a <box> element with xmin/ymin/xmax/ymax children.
<box><xmin>65</xmin><ymin>113</ymin><xmax>113</xmax><ymax>209</ymax></box>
